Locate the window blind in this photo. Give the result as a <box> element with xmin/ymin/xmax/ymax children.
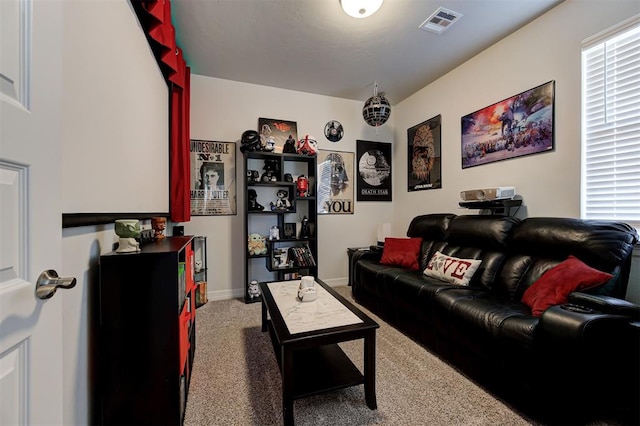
<box><xmin>582</xmin><ymin>19</ymin><xmax>640</xmax><ymax>226</ymax></box>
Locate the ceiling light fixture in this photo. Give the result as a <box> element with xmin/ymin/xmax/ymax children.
<box><xmin>340</xmin><ymin>0</ymin><xmax>383</xmax><ymax>19</ymax></box>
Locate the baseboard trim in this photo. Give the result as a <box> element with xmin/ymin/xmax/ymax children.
<box><xmin>205</xmin><ymin>277</ymin><xmax>349</xmax><ymax>302</ymax></box>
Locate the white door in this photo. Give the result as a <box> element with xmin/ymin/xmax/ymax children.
<box><xmin>0</xmin><ymin>0</ymin><xmax>69</xmax><ymax>424</ymax></box>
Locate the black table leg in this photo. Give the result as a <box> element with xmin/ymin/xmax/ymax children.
<box><xmin>282</xmin><ymin>346</ymin><xmax>295</xmax><ymax>425</ymax></box>
<box><xmin>261</xmin><ymin>298</ymin><xmax>267</xmax><ymax>332</ymax></box>
<box><xmin>364</xmin><ymin>331</ymin><xmax>377</xmax><ymax>409</ymax></box>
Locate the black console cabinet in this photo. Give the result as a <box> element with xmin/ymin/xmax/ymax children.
<box><xmin>96</xmin><ymin>236</ymin><xmax>196</xmax><ymax>425</ymax></box>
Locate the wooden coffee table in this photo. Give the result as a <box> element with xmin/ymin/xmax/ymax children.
<box><xmin>260</xmin><ymin>279</ymin><xmax>379</xmax><ymax>425</ymax></box>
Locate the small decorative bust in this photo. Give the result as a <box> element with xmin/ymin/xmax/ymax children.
<box><xmin>115</xmin><ymin>219</ymin><xmax>141</xmax><ymax>253</ymax></box>
<box><xmin>151</xmin><ymin>217</ymin><xmax>167</xmax><ymax>240</ymax></box>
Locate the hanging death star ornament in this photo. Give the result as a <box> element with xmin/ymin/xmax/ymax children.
<box><xmin>362</xmin><ymin>82</ymin><xmax>391</xmax><ymax>127</ymax></box>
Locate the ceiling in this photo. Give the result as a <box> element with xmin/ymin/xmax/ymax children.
<box><xmin>172</xmin><ymin>0</ymin><xmax>564</xmax><ymax>105</ymax></box>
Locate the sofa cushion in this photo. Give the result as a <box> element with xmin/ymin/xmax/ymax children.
<box><xmin>380</xmin><ymin>237</ymin><xmax>422</xmax><ymax>270</ymax></box>
<box><xmin>424</xmin><ymin>251</ymin><xmax>482</xmax><ymax>286</ymax></box>
<box><xmin>521</xmin><ymin>255</ymin><xmax>613</xmax><ymax>316</ymax></box>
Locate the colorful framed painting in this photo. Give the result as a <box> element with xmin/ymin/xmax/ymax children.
<box><xmin>356</xmin><ymin>140</ymin><xmax>392</xmax><ymax>202</ymax></box>
<box><xmin>317</xmin><ymin>149</ymin><xmax>354</xmax><ymax>214</ymax></box>
<box><xmin>461</xmin><ymin>80</ymin><xmax>555</xmax><ymax>169</ymax></box>
<box><xmin>190</xmin><ymin>140</ymin><xmax>237</xmax><ymax>215</ymax></box>
<box><xmin>258</xmin><ymin>118</ymin><xmax>297</xmax><ymax>153</ymax></box>
<box><xmin>408</xmin><ymin>114</ymin><xmax>442</xmax><ymax>191</ymax></box>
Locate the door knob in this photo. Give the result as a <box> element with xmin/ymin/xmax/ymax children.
<box><xmin>35</xmin><ymin>270</ymin><xmax>77</xmax><ymax>300</ymax></box>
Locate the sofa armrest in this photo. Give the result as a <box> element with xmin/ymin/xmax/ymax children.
<box><xmin>567</xmin><ymin>292</ymin><xmax>640</xmax><ymax>320</ymax></box>
<box><xmin>369</xmin><ymin>245</ymin><xmax>384</xmax><ymax>254</ymax></box>
<box><xmin>539</xmin><ymin>302</ymin><xmax>635</xmax><ymax>341</ymax></box>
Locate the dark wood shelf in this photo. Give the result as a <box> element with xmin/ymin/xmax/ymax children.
<box><xmin>459</xmin><ymin>199</ymin><xmax>522</xmax><ymax>216</ymax></box>
<box><xmin>244</xmin><ymin>151</ymin><xmax>318</xmax><ymax>303</ymax></box>
<box><xmin>96</xmin><ymin>236</ymin><xmax>197</xmax><ymax>425</ymax></box>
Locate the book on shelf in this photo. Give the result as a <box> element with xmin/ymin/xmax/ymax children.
<box><xmin>288</xmin><ymin>246</ymin><xmax>316</xmax><ymax>267</ymax></box>
<box><xmin>284</xmin><ymin>272</ymin><xmax>300</xmax><ymax>280</ymax></box>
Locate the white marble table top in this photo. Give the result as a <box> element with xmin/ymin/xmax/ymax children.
<box><xmin>267</xmin><ymin>280</ymin><xmax>363</xmax><ymax>335</ymax></box>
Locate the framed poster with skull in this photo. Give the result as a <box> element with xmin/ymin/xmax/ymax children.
<box><xmin>408</xmin><ymin>115</ymin><xmax>441</xmax><ymax>192</ymax></box>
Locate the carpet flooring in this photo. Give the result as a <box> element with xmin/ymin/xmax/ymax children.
<box><xmin>182</xmin><ymin>286</ymin><xmax>614</xmax><ymax>426</ymax></box>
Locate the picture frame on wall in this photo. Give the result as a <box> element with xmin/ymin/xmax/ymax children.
<box><xmin>408</xmin><ymin>114</ymin><xmax>442</xmax><ymax>191</ymax></box>
<box><xmin>461</xmin><ymin>80</ymin><xmax>555</xmax><ymax>169</ymax></box>
<box><xmin>190</xmin><ymin>140</ymin><xmax>237</xmax><ymax>216</ymax></box>
<box><xmin>317</xmin><ymin>149</ymin><xmax>355</xmax><ymax>214</ymax></box>
<box><xmin>356</xmin><ymin>140</ymin><xmax>392</xmax><ymax>202</ymax></box>
<box><xmin>258</xmin><ymin>118</ymin><xmax>298</xmax><ymax>153</ymax></box>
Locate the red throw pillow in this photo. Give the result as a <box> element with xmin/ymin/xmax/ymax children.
<box><xmin>379</xmin><ymin>237</ymin><xmax>423</xmax><ymax>271</ymax></box>
<box><xmin>521</xmin><ymin>255</ymin><xmax>612</xmax><ymax>317</ymax></box>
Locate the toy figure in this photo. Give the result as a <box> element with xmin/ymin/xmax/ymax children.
<box><xmin>269</xmin><ymin>225</ymin><xmax>280</xmax><ymax>240</ymax></box>
<box><xmin>261</xmin><ymin>158</ymin><xmax>281</xmax><ymax>181</ymax></box>
<box><xmin>248</xmin><ymin>280</ymin><xmax>261</xmax><ymax>299</ymax></box>
<box><xmin>300</xmin><ymin>216</ymin><xmax>310</xmax><ymax>238</ymax></box>
<box><xmin>270</xmin><ymin>189</ymin><xmax>291</xmax><ymax>211</ymax></box>
<box><xmin>247</xmin><ymin>234</ymin><xmax>267</xmax><ymax>255</ymax></box>
<box><xmin>284</xmin><ymin>173</ymin><xmax>293</xmax><ymax>182</ymax></box>
<box><xmin>247</xmin><ymin>170</ymin><xmax>260</xmax><ymax>183</ymax></box>
<box><xmin>296</xmin><ymin>175</ymin><xmax>309</xmax><ymax>197</ymax></box>
<box><xmin>264</xmin><ymin>136</ymin><xmax>276</xmax><ymax>152</ymax></box>
<box><xmin>283</xmin><ymin>134</ymin><xmax>297</xmax><ymax>153</ymax></box>
<box><xmin>248</xmin><ymin>189</ymin><xmax>264</xmax><ymax>211</ymax></box>
<box><xmin>151</xmin><ymin>217</ymin><xmax>167</xmax><ymax>240</ymax></box>
<box><xmin>296</xmin><ymin>135</ymin><xmax>318</xmax><ymax>156</ymax></box>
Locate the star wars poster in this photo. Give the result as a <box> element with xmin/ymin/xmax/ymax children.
<box><xmin>317</xmin><ymin>149</ymin><xmax>354</xmax><ymax>214</ymax></box>
<box><xmin>258</xmin><ymin>118</ymin><xmax>298</xmax><ymax>153</ymax></box>
<box><xmin>408</xmin><ymin>115</ymin><xmax>442</xmax><ymax>191</ymax></box>
<box><xmin>356</xmin><ymin>140</ymin><xmax>392</xmax><ymax>202</ymax></box>
<box><xmin>190</xmin><ymin>140</ymin><xmax>237</xmax><ymax>216</ymax></box>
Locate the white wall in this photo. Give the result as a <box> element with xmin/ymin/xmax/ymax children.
<box><xmin>60</xmin><ymin>1</ymin><xmax>167</xmax><ymax>424</ymax></box>
<box><xmin>391</xmin><ymin>0</ymin><xmax>640</xmax><ymax>302</ymax></box>
<box><xmin>186</xmin><ymin>76</ymin><xmax>394</xmax><ymax>299</ymax></box>
<box><xmin>393</xmin><ymin>0</ymin><xmax>640</xmax><ymax>229</ymax></box>
<box><xmin>59</xmin><ymin>0</ymin><xmax>640</xmax><ymax>424</ymax></box>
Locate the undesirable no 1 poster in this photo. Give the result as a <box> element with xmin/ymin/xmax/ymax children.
<box><xmin>190</xmin><ymin>140</ymin><xmax>237</xmax><ymax>215</ymax></box>
<box><xmin>356</xmin><ymin>140</ymin><xmax>392</xmax><ymax>202</ymax></box>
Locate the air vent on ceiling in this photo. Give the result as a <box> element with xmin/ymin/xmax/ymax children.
<box><xmin>419</xmin><ymin>7</ymin><xmax>463</xmax><ymax>34</ymax></box>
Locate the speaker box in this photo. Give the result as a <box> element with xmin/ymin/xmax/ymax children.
<box><xmin>173</xmin><ymin>225</ymin><xmax>184</xmax><ymax>236</ymax></box>
<box><xmin>460</xmin><ymin>186</ymin><xmax>516</xmax><ymax>201</ymax></box>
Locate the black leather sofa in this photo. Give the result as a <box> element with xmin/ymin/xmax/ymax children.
<box><xmin>352</xmin><ymin>214</ymin><xmax>639</xmax><ymax>422</ymax></box>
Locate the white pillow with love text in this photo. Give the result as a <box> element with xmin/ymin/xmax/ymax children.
<box><xmin>423</xmin><ymin>251</ymin><xmax>482</xmax><ymax>286</ymax></box>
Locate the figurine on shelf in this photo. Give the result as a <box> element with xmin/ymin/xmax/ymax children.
<box><xmin>261</xmin><ymin>170</ymin><xmax>277</xmax><ymax>182</ymax></box>
<box><xmin>114</xmin><ymin>219</ymin><xmax>141</xmax><ymax>253</ymax></box>
<box><xmin>248</xmin><ymin>189</ymin><xmax>264</xmax><ymax>211</ymax></box>
<box><xmin>299</xmin><ymin>216</ymin><xmax>310</xmax><ymax>238</ymax></box>
<box><xmin>270</xmin><ymin>189</ymin><xmax>292</xmax><ymax>211</ymax></box>
<box><xmin>247</xmin><ymin>169</ymin><xmax>260</xmax><ymax>183</ymax></box>
<box><xmin>151</xmin><ymin>217</ymin><xmax>167</xmax><ymax>240</ymax></box>
<box><xmin>284</xmin><ymin>173</ymin><xmax>293</xmax><ymax>182</ymax></box>
<box><xmin>296</xmin><ymin>135</ymin><xmax>318</xmax><ymax>156</ymax></box>
<box><xmin>261</xmin><ymin>158</ymin><xmax>280</xmax><ymax>182</ymax></box>
<box><xmin>248</xmin><ymin>233</ymin><xmax>267</xmax><ymax>256</ymax></box>
<box><xmin>248</xmin><ymin>280</ymin><xmax>261</xmax><ymax>299</ymax></box>
<box><xmin>296</xmin><ymin>175</ymin><xmax>309</xmax><ymax>197</ymax></box>
<box><xmin>283</xmin><ymin>134</ymin><xmax>297</xmax><ymax>153</ymax></box>
<box><xmin>264</xmin><ymin>136</ymin><xmax>276</xmax><ymax>152</ymax></box>
<box><xmin>269</xmin><ymin>225</ymin><xmax>280</xmax><ymax>240</ymax></box>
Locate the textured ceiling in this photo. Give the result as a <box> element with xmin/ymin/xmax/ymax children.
<box><xmin>172</xmin><ymin>0</ymin><xmax>564</xmax><ymax>104</ymax></box>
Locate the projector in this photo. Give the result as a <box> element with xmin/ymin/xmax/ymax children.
<box><xmin>460</xmin><ymin>187</ymin><xmax>516</xmax><ymax>202</ymax></box>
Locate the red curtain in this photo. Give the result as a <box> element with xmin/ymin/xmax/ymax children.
<box><xmin>135</xmin><ymin>0</ymin><xmax>191</xmax><ymax>222</ymax></box>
